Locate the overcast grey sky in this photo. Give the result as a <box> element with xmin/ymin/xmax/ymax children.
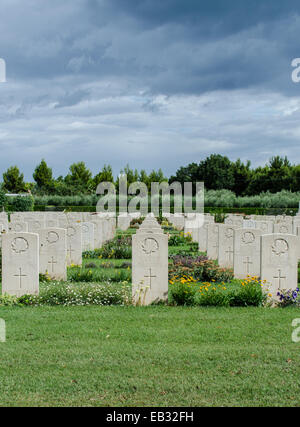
<box><xmin>1</xmin><ymin>0</ymin><xmax>300</xmax><ymax>180</ymax></box>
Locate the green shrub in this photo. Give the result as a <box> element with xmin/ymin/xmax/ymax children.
<box><xmin>0</xmin><ymin>293</ymin><xmax>22</xmax><ymax>306</ymax></box>
<box><xmin>17</xmin><ymin>281</ymin><xmax>131</xmax><ymax>306</ymax></box>
<box><xmin>68</xmin><ymin>266</ymin><xmax>131</xmax><ymax>283</ymax></box>
<box><xmin>0</xmin><ymin>190</ymin><xmax>8</xmax><ymax>210</ymax></box>
<box><xmin>169</xmin><ymin>255</ymin><xmax>234</xmax><ymax>283</ymax></box>
<box><xmin>169</xmin><ymin>278</ymin><xmax>267</xmax><ymax>307</ymax></box>
<box><xmin>9</xmin><ymin>195</ymin><xmax>34</xmax><ymax>212</ymax></box>
<box><xmin>168</xmin><ymin>232</ymin><xmax>192</xmax><ymax>246</ymax></box>
<box><xmin>169</xmin><ymin>280</ymin><xmax>267</xmax><ymax>307</ymax></box>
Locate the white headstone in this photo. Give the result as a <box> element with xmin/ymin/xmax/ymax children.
<box><xmin>218</xmin><ymin>224</ymin><xmax>235</xmax><ymax>268</ymax></box>
<box><xmin>261</xmin><ymin>234</ymin><xmax>299</xmax><ymax>298</ymax></box>
<box><xmin>170</xmin><ymin>213</ymin><xmax>184</xmax><ymax>230</ymax></box>
<box><xmin>88</xmin><ymin>218</ymin><xmax>104</xmax><ymax>249</ymax></box>
<box><xmin>27</xmin><ymin>219</ymin><xmax>45</xmax><ymax>233</ymax></box>
<box><xmin>274</xmin><ymin>222</ymin><xmax>293</xmax><ymax>235</ymax></box>
<box><xmin>38</xmin><ymin>228</ymin><xmax>67</xmax><ymax>280</ymax></box>
<box><xmin>2</xmin><ymin>232</ymin><xmax>39</xmax><ymax>297</ymax></box>
<box><xmin>207</xmin><ymin>223</ymin><xmax>219</xmax><ymax>260</ymax></box>
<box><xmin>255</xmin><ymin>220</ymin><xmax>274</xmax><ymax>234</ymax></box>
<box><xmin>45</xmin><ymin>219</ymin><xmax>59</xmax><ymax>228</ymax></box>
<box><xmin>66</xmin><ymin>224</ymin><xmax>82</xmax><ymax>266</ymax></box>
<box><xmin>132</xmin><ymin>219</ymin><xmax>168</xmax><ymax>305</ymax></box>
<box><xmin>243</xmin><ymin>220</ymin><xmax>256</xmax><ymax>229</ymax></box>
<box><xmin>118</xmin><ymin>214</ymin><xmax>131</xmax><ymax>231</ymax></box>
<box><xmin>9</xmin><ymin>221</ymin><xmax>28</xmax><ymax>233</ymax></box>
<box><xmin>82</xmin><ymin>222</ymin><xmax>95</xmax><ymax>251</ymax></box>
<box><xmin>234</xmin><ymin>228</ymin><xmax>262</xmax><ymax>279</ymax></box>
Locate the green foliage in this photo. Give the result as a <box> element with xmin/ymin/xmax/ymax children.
<box><xmin>3</xmin><ymin>155</ymin><xmax>300</xmax><ymax>199</ymax></box>
<box><xmin>0</xmin><ymin>293</ymin><xmax>22</xmax><ymax>306</ymax></box>
<box><xmin>169</xmin><ymin>255</ymin><xmax>234</xmax><ymax>283</ymax></box>
<box><xmin>33</xmin><ymin>159</ymin><xmax>53</xmax><ymax>191</ymax></box>
<box><xmin>170</xmin><ymin>155</ymin><xmax>300</xmax><ymax>196</ymax></box>
<box><xmin>17</xmin><ymin>281</ymin><xmax>131</xmax><ymax>306</ymax></box>
<box><xmin>169</xmin><ymin>279</ymin><xmax>266</xmax><ymax>307</ymax></box>
<box><xmin>168</xmin><ymin>231</ymin><xmax>192</xmax><ymax>246</ymax></box>
<box><xmin>9</xmin><ymin>194</ymin><xmax>34</xmax><ymax>211</ymax></box>
<box><xmin>198</xmin><ymin>154</ymin><xmax>235</xmax><ymax>191</ymax></box>
<box><xmin>3</xmin><ymin>166</ymin><xmax>26</xmax><ymax>193</ymax></box>
<box><xmin>68</xmin><ymin>266</ymin><xmax>131</xmax><ymax>283</ymax></box>
<box><xmin>0</xmin><ymin>190</ymin><xmax>8</xmax><ymax>210</ymax></box>
<box><xmin>64</xmin><ymin>162</ymin><xmax>93</xmax><ymax>193</ymax></box>
<box><xmin>97</xmin><ymin>236</ymin><xmax>132</xmax><ymax>259</ymax></box>
<box><xmin>93</xmin><ymin>165</ymin><xmax>114</xmax><ymax>190</ymax></box>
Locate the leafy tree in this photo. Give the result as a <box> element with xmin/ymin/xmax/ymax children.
<box><xmin>231</xmin><ymin>159</ymin><xmax>251</xmax><ymax>196</ymax></box>
<box><xmin>147</xmin><ymin>168</ymin><xmax>168</xmax><ymax>190</ymax></box>
<box><xmin>93</xmin><ymin>165</ymin><xmax>114</xmax><ymax>189</ymax></box>
<box><xmin>197</xmin><ymin>154</ymin><xmax>235</xmax><ymax>191</ymax></box>
<box><xmin>266</xmin><ymin>156</ymin><xmax>293</xmax><ymax>193</ymax></box>
<box><xmin>33</xmin><ymin>159</ymin><xmax>53</xmax><ymax>190</ymax></box>
<box><xmin>65</xmin><ymin>162</ymin><xmax>93</xmax><ymax>192</ymax></box>
<box><xmin>3</xmin><ymin>166</ymin><xmax>26</xmax><ymax>193</ymax></box>
<box><xmin>169</xmin><ymin>162</ymin><xmax>199</xmax><ymax>185</ymax></box>
<box><xmin>291</xmin><ymin>165</ymin><xmax>300</xmax><ymax>192</ymax></box>
<box><xmin>246</xmin><ymin>166</ymin><xmax>269</xmax><ymax>195</ymax></box>
<box><xmin>115</xmin><ymin>164</ymin><xmax>139</xmax><ymax>192</ymax></box>
<box><xmin>139</xmin><ymin>169</ymin><xmax>149</xmax><ymax>187</ymax></box>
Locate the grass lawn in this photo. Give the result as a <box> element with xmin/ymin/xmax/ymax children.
<box><xmin>1</xmin><ymin>226</ymin><xmax>300</xmax><ymax>407</ymax></box>
<box><xmin>0</xmin><ymin>305</ymin><xmax>300</xmax><ymax>407</ymax></box>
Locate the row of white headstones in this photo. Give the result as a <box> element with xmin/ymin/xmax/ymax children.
<box><xmin>181</xmin><ymin>212</ymin><xmax>300</xmax><ymax>298</ymax></box>
<box><xmin>0</xmin><ymin>212</ymin><xmax>116</xmax><ymax>298</ymax></box>
<box><xmin>2</xmin><ymin>210</ymin><xmax>300</xmax><ymax>304</ymax></box>
<box><xmin>0</xmin><ymin>211</ymin><xmax>169</xmax><ymax>305</ymax></box>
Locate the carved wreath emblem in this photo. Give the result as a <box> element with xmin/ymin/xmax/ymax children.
<box><xmin>11</xmin><ymin>237</ymin><xmax>29</xmax><ymax>254</ymax></box>
<box><xmin>272</xmin><ymin>239</ymin><xmax>289</xmax><ymax>256</ymax></box>
<box><xmin>242</xmin><ymin>232</ymin><xmax>255</xmax><ymax>245</ymax></box>
<box><xmin>141</xmin><ymin>237</ymin><xmax>159</xmax><ymax>254</ymax></box>
<box><xmin>46</xmin><ymin>231</ymin><xmax>59</xmax><ymax>244</ymax></box>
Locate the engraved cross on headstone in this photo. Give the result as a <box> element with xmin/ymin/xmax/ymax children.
<box><xmin>14</xmin><ymin>267</ymin><xmax>27</xmax><ymax>289</ymax></box>
<box><xmin>48</xmin><ymin>256</ymin><xmax>57</xmax><ymax>273</ymax></box>
<box><xmin>144</xmin><ymin>268</ymin><xmax>156</xmax><ymax>289</ymax></box>
<box><xmin>273</xmin><ymin>269</ymin><xmax>286</xmax><ymax>289</ymax></box>
<box><xmin>67</xmin><ymin>246</ymin><xmax>74</xmax><ymax>259</ymax></box>
<box><xmin>226</xmin><ymin>246</ymin><xmax>234</xmax><ymax>262</ymax></box>
<box><xmin>243</xmin><ymin>256</ymin><xmax>253</xmax><ymax>274</ymax></box>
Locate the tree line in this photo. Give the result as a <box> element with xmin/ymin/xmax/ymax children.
<box><xmin>2</xmin><ymin>154</ymin><xmax>300</xmax><ymax>196</ymax></box>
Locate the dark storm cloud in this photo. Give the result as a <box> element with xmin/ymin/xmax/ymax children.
<box><xmin>1</xmin><ymin>0</ymin><xmax>300</xmax><ymax>179</ymax></box>
<box><xmin>1</xmin><ymin>0</ymin><xmax>300</xmax><ymax>94</ymax></box>
<box><xmin>84</xmin><ymin>0</ymin><xmax>300</xmax><ymax>94</ymax></box>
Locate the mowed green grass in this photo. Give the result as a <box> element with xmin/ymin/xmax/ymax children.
<box><xmin>0</xmin><ymin>305</ymin><xmax>300</xmax><ymax>407</ymax></box>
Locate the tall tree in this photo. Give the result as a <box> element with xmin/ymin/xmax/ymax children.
<box><xmin>33</xmin><ymin>159</ymin><xmax>53</xmax><ymax>189</ymax></box>
<box><xmin>65</xmin><ymin>162</ymin><xmax>93</xmax><ymax>192</ymax></box>
<box><xmin>3</xmin><ymin>166</ymin><xmax>26</xmax><ymax>193</ymax></box>
<box><xmin>198</xmin><ymin>154</ymin><xmax>235</xmax><ymax>191</ymax></box>
<box><xmin>93</xmin><ymin>165</ymin><xmax>114</xmax><ymax>189</ymax></box>
<box><xmin>231</xmin><ymin>159</ymin><xmax>251</xmax><ymax>196</ymax></box>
